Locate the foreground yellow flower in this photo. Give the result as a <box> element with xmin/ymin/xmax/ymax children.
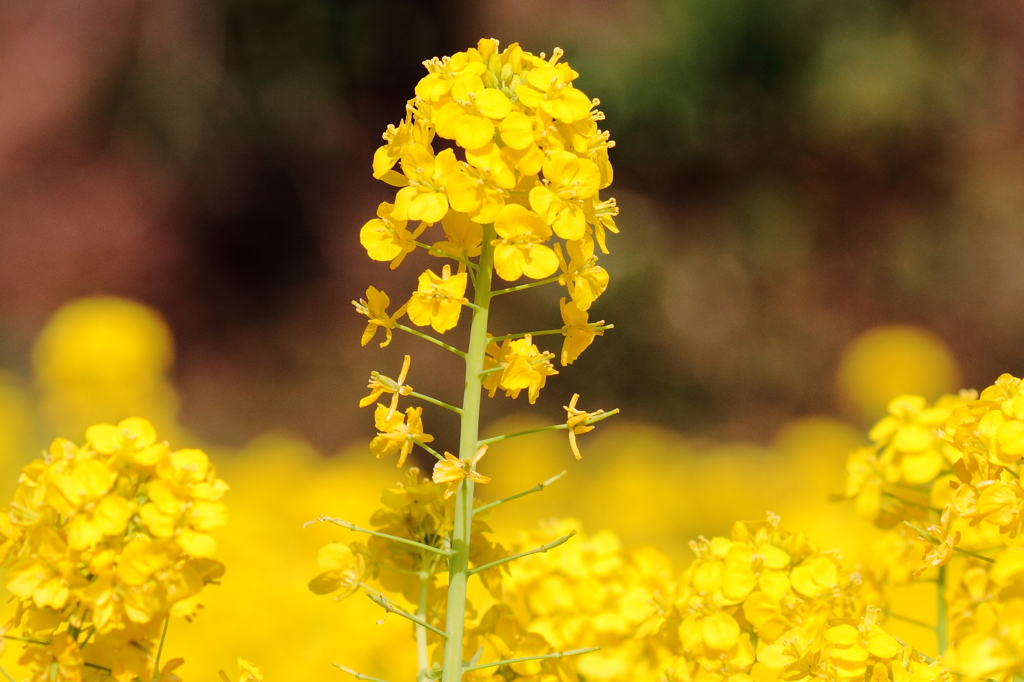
<box><xmin>360</xmin><ymin>355</ymin><xmax>414</xmax><ymax>418</ymax></box>
<box><xmin>432</xmin><ymin>445</ymin><xmax>490</xmax><ymax>498</ymax></box>
<box><xmin>564</xmin><ymin>393</ymin><xmax>606</xmax><ymax>460</ymax></box>
<box><xmin>491</xmin><ymin>204</ymin><xmax>558</xmax><ymax>281</ymax></box>
<box><xmin>370</xmin><ymin>404</ymin><xmax>433</xmax><ymax>467</ymax></box>
<box><xmin>407</xmin><ymin>265</ymin><xmax>469</xmax><ymax>333</ymax></box>
<box><xmin>559</xmin><ymin>297</ymin><xmax>607</xmax><ymax>366</ymax></box>
<box><xmin>529</xmin><ymin>150</ymin><xmax>601</xmax><ymax>240</ymax></box>
<box><xmin>353</xmin><ymin>286</ymin><xmax>404</xmax><ymax>348</ymax></box>
<box><xmin>496</xmin><ymin>335</ymin><xmax>558</xmax><ymax>404</ymax></box>
<box><xmin>359</xmin><ymin>201</ymin><xmax>425</xmax><ymax>269</ymax></box>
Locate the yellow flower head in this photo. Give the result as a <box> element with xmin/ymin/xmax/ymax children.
<box><xmin>359</xmin><ymin>201</ymin><xmax>426</xmax><ymax>269</ymax></box>
<box><xmin>491</xmin><ymin>204</ymin><xmax>559</xmax><ymax>282</ymax></box>
<box><xmin>432</xmin><ymin>445</ymin><xmax>490</xmax><ymax>499</ymax></box>
<box><xmin>564</xmin><ymin>393</ymin><xmax>607</xmax><ymax>460</ymax></box>
<box><xmin>360</xmin><ymin>355</ymin><xmax>414</xmax><ymax>419</ymax></box>
<box><xmin>308</xmin><ymin>542</ymin><xmax>366</xmax><ymax>600</ymax></box>
<box><xmin>559</xmin><ymin>297</ymin><xmax>608</xmax><ymax>366</ymax></box>
<box><xmin>370</xmin><ymin>404</ymin><xmax>433</xmax><ymax>467</ymax></box>
<box><xmin>496</xmin><ymin>335</ymin><xmax>558</xmax><ymax>404</ymax></box>
<box><xmin>353</xmin><ymin>286</ymin><xmax>405</xmax><ymax>348</ymax></box>
<box><xmin>407</xmin><ymin>265</ymin><xmax>469</xmax><ymax>334</ymax></box>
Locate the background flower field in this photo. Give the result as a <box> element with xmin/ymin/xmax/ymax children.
<box><xmin>2</xmin><ymin>0</ymin><xmax>1024</xmax><ymax>680</ymax></box>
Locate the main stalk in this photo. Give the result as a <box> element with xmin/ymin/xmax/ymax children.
<box><xmin>441</xmin><ymin>223</ymin><xmax>495</xmax><ymax>682</ymax></box>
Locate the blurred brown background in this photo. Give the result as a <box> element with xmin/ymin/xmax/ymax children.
<box><xmin>2</xmin><ymin>0</ymin><xmax>1023</xmax><ymax>453</ymax></box>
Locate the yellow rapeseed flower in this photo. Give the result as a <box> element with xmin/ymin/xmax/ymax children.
<box><xmin>360</xmin><ymin>355</ymin><xmax>414</xmax><ymax>418</ymax></box>
<box><xmin>432</xmin><ymin>446</ymin><xmax>490</xmax><ymax>499</ymax></box>
<box><xmin>353</xmin><ymin>286</ymin><xmax>405</xmax><ymax>348</ymax></box>
<box><xmin>407</xmin><ymin>265</ymin><xmax>468</xmax><ymax>334</ymax></box>
<box><xmin>369</xmin><ymin>404</ymin><xmax>433</xmax><ymax>467</ymax></box>
<box><xmin>491</xmin><ymin>204</ymin><xmax>558</xmax><ymax>281</ymax></box>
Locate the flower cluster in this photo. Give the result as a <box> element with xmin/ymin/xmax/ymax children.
<box><xmin>838</xmin><ymin>373</ymin><xmax>1024</xmax><ymax>681</ymax></box>
<box><xmin>0</xmin><ymin>418</ymin><xmax>227</xmax><ymax>682</ymax></box>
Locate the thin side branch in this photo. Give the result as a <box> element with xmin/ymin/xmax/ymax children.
<box><xmin>475</xmin><ymin>471</ymin><xmax>567</xmax><ymax>515</ymax></box>
<box><xmin>491</xmin><ymin>276</ymin><xmax>561</xmax><ymax>298</ymax></box>
<box><xmin>411</xmin><ymin>438</ymin><xmax>445</xmax><ymax>462</ymax></box>
<box><xmin>333</xmin><ymin>663</ymin><xmax>395</xmax><ymax>682</ymax></box>
<box><xmin>363</xmin><ymin>588</ymin><xmax>449</xmax><ymax>640</ymax></box>
<box><xmin>0</xmin><ymin>664</ymin><xmax>16</xmax><ymax>682</ymax></box>
<box><xmin>409</xmin><ymin>391</ymin><xmax>463</xmax><ymax>415</ymax></box>
<box><xmin>478</xmin><ymin>424</ymin><xmax>566</xmax><ymax>446</ymax></box>
<box><xmin>305</xmin><ymin>515</ymin><xmax>451</xmax><ymax>557</ymax></box>
<box><xmin>395</xmin><ymin>324</ymin><xmax>467</xmax><ymax>359</ymax></box>
<box><xmin>903</xmin><ymin>522</ymin><xmax>995</xmax><ymax>563</ymax></box>
<box><xmin>461</xmin><ymin>647</ymin><xmax>600</xmax><ymax>673</ymax></box>
<box><xmin>468</xmin><ymin>531</ymin><xmax>576</xmax><ymax>576</ymax></box>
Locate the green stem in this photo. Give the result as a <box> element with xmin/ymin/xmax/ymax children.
<box><xmin>461</xmin><ymin>647</ymin><xmax>600</xmax><ymax>673</ymax></box>
<box><xmin>441</xmin><ymin>223</ymin><xmax>495</xmax><ymax>682</ymax></box>
<box><xmin>416</xmin><ymin>562</ymin><xmax>432</xmax><ymax>682</ymax></box>
<box><xmin>307</xmin><ymin>516</ymin><xmax>451</xmax><ymax>556</ymax></box>
<box><xmin>5</xmin><ymin>636</ymin><xmax>50</xmax><ymax>645</ymax></box>
<box><xmin>468</xmin><ymin>532</ymin><xmax>576</xmax><ymax>576</ymax></box>
<box><xmin>937</xmin><ymin>564</ymin><xmax>948</xmax><ymax>655</ymax></box>
<box><xmin>334</xmin><ymin>664</ymin><xmax>395</xmax><ymax>682</ymax></box>
<box><xmin>396</xmin><ymin>324</ymin><xmax>467</xmax><ymax>359</ymax></box>
<box><xmin>0</xmin><ymin>664</ymin><xmax>15</xmax><ymax>682</ymax></box>
<box><xmin>474</xmin><ymin>471</ymin><xmax>566</xmax><ymax>515</ymax></box>
<box><xmin>409</xmin><ymin>391</ymin><xmax>463</xmax><ymax>415</ymax></box>
<box><xmin>491</xmin><ymin>275</ymin><xmax>561</xmax><ymax>298</ymax></box>
<box><xmin>363</xmin><ymin>588</ymin><xmax>448</xmax><ymax>640</ymax></box>
<box><xmin>153</xmin><ymin>617</ymin><xmax>170</xmax><ymax>679</ymax></box>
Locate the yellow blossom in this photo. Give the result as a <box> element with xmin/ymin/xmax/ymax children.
<box><xmin>495</xmin><ymin>335</ymin><xmax>558</xmax><ymax>404</ymax></box>
<box><xmin>529</xmin><ymin>150</ymin><xmax>601</xmax><ymax>240</ymax></box>
<box><xmin>432</xmin><ymin>446</ymin><xmax>490</xmax><ymax>499</ymax></box>
<box><xmin>308</xmin><ymin>542</ymin><xmax>365</xmax><ymax>599</ymax></box>
<box><xmin>353</xmin><ymin>286</ymin><xmax>404</xmax><ymax>348</ymax></box>
<box><xmin>434</xmin><ymin>72</ymin><xmax>513</xmax><ymax>150</ymax></box>
<box><xmin>559</xmin><ymin>297</ymin><xmax>607</xmax><ymax>366</ymax></box>
<box><xmin>407</xmin><ymin>265</ymin><xmax>469</xmax><ymax>334</ymax></box>
<box><xmin>432</xmin><ymin>210</ymin><xmax>483</xmax><ymax>264</ymax></box>
<box><xmin>360</xmin><ymin>355</ymin><xmax>414</xmax><ymax>418</ymax></box>
<box><xmin>359</xmin><ymin>201</ymin><xmax>425</xmax><ymax>269</ymax></box>
<box><xmin>369</xmin><ymin>404</ymin><xmax>433</xmax><ymax>467</ymax></box>
<box><xmin>491</xmin><ymin>204</ymin><xmax>558</xmax><ymax>281</ymax></box>
<box><xmin>556</xmin><ymin>237</ymin><xmax>608</xmax><ymax>311</ymax></box>
<box><xmin>564</xmin><ymin>393</ymin><xmax>606</xmax><ymax>460</ymax></box>
<box><xmin>391</xmin><ymin>144</ymin><xmax>457</xmax><ymax>224</ymax></box>
<box><xmin>237</xmin><ymin>659</ymin><xmax>264</xmax><ymax>682</ymax></box>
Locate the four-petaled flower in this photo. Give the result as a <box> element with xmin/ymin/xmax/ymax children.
<box><xmin>564</xmin><ymin>393</ymin><xmax>606</xmax><ymax>460</ymax></box>
<box><xmin>407</xmin><ymin>265</ymin><xmax>469</xmax><ymax>334</ymax></box>
<box><xmin>353</xmin><ymin>286</ymin><xmax>404</xmax><ymax>348</ymax></box>
<box><xmin>432</xmin><ymin>446</ymin><xmax>490</xmax><ymax>499</ymax></box>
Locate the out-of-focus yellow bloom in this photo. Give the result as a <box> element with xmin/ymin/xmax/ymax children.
<box><xmin>407</xmin><ymin>265</ymin><xmax>468</xmax><ymax>334</ymax></box>
<box><xmin>432</xmin><ymin>446</ymin><xmax>490</xmax><ymax>499</ymax></box>
<box><xmin>33</xmin><ymin>298</ymin><xmax>178</xmax><ymax>439</ymax></box>
<box><xmin>237</xmin><ymin>658</ymin><xmax>264</xmax><ymax>682</ymax></box>
<box><xmin>837</xmin><ymin>325</ymin><xmax>960</xmax><ymax>424</ymax></box>
<box><xmin>308</xmin><ymin>542</ymin><xmax>365</xmax><ymax>599</ymax></box>
<box><xmin>360</xmin><ymin>355</ymin><xmax>414</xmax><ymax>418</ymax></box>
<box><xmin>1</xmin><ymin>420</ymin><xmax>226</xmax><ymax>682</ymax></box>
<box><xmin>353</xmin><ymin>286</ymin><xmax>404</xmax><ymax>348</ymax></box>
<box><xmin>369</xmin><ymin>404</ymin><xmax>433</xmax><ymax>468</ymax></box>
<box><xmin>491</xmin><ymin>204</ymin><xmax>558</xmax><ymax>282</ymax></box>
